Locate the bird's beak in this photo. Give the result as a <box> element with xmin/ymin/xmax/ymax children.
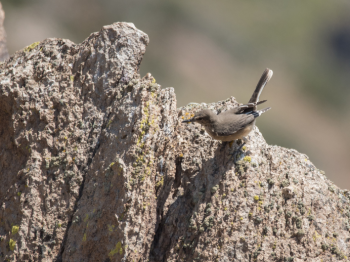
<box><xmin>182</xmin><ymin>118</ymin><xmax>195</xmax><ymax>123</ymax></box>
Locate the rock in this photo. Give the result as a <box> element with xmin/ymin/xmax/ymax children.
<box><xmin>282</xmin><ymin>186</ymin><xmax>296</xmax><ymax>199</ymax></box>
<box><xmin>0</xmin><ymin>21</ymin><xmax>349</xmax><ymax>262</ymax></box>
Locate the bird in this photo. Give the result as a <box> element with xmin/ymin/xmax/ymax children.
<box><xmin>182</xmin><ymin>68</ymin><xmax>273</xmax><ymax>148</ymax></box>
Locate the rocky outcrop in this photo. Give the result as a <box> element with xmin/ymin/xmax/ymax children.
<box><xmin>0</xmin><ymin>22</ymin><xmax>349</xmax><ymax>262</ymax></box>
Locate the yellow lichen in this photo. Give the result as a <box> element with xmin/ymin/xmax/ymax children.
<box><xmin>109</xmin><ymin>241</ymin><xmax>123</xmax><ymax>256</ymax></box>
<box><xmin>9</xmin><ymin>239</ymin><xmax>16</xmax><ymax>251</ymax></box>
<box><xmin>108</xmin><ymin>224</ymin><xmax>115</xmax><ymax>233</ymax></box>
<box><xmin>70</xmin><ymin>75</ymin><xmax>74</xmax><ymax>82</ymax></box>
<box><xmin>12</xmin><ymin>225</ymin><xmax>19</xmax><ymax>235</ymax></box>
<box><xmin>156</xmin><ymin>177</ymin><xmax>164</xmax><ymax>188</ymax></box>
<box><xmin>313</xmin><ymin>231</ymin><xmax>321</xmax><ymax>242</ymax></box>
<box><xmin>24</xmin><ymin>42</ymin><xmax>40</xmax><ymax>52</ymax></box>
<box><xmin>107</xmin><ymin>119</ymin><xmax>113</xmax><ymax>128</ymax></box>
<box><xmin>254</xmin><ymin>195</ymin><xmax>259</xmax><ymax>201</ymax></box>
<box><xmin>243</xmin><ymin>156</ymin><xmax>251</xmax><ymax>162</ymax></box>
<box><xmin>137</xmin><ymin>101</ymin><xmax>152</xmax><ymax>147</ymax></box>
<box><xmin>150</xmin><ymin>117</ymin><xmax>155</xmax><ymax>126</ymax></box>
<box><xmin>307</xmin><ymin>208</ymin><xmax>312</xmax><ymax>216</ymax></box>
<box><xmin>83</xmin><ymin>233</ymin><xmax>87</xmax><ymax>241</ymax></box>
<box><xmin>272</xmin><ymin>241</ymin><xmax>276</xmax><ymax>250</ymax></box>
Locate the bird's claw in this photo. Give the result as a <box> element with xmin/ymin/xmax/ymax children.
<box><xmin>230</xmin><ymin>142</ymin><xmax>246</xmax><ymax>163</ymax></box>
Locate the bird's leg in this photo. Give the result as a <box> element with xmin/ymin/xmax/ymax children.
<box><xmin>236</xmin><ymin>141</ymin><xmax>246</xmax><ymax>154</ymax></box>
<box><xmin>230</xmin><ymin>139</ymin><xmax>246</xmax><ymax>163</ymax></box>
<box><xmin>242</xmin><ymin>137</ymin><xmax>249</xmax><ymax>144</ymax></box>
<box><xmin>234</xmin><ymin>142</ymin><xmax>246</xmax><ymax>163</ymax></box>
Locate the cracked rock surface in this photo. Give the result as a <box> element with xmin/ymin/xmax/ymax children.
<box><xmin>0</xmin><ymin>22</ymin><xmax>350</xmax><ymax>262</ymax></box>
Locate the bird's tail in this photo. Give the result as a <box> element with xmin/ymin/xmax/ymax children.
<box><xmin>239</xmin><ymin>100</ymin><xmax>267</xmax><ymax>109</ymax></box>
<box><xmin>248</xmin><ymin>107</ymin><xmax>271</xmax><ymax>118</ymax></box>
<box><xmin>248</xmin><ymin>68</ymin><xmax>273</xmax><ymax>108</ymax></box>
<box><xmin>257</xmin><ymin>107</ymin><xmax>271</xmax><ymax>116</ymax></box>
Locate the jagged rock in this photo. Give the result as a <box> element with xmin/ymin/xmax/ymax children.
<box><xmin>282</xmin><ymin>186</ymin><xmax>296</xmax><ymax>199</ymax></box>
<box><xmin>0</xmin><ymin>22</ymin><xmax>349</xmax><ymax>262</ymax></box>
<box><xmin>0</xmin><ymin>2</ymin><xmax>9</xmax><ymax>61</ymax></box>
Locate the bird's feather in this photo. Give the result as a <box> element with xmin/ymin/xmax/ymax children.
<box><xmin>212</xmin><ymin>113</ymin><xmax>255</xmax><ymax>137</ymax></box>
<box><xmin>248</xmin><ymin>68</ymin><xmax>273</xmax><ymax>110</ymax></box>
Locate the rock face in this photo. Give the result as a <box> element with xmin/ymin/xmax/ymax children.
<box><xmin>0</xmin><ymin>22</ymin><xmax>350</xmax><ymax>262</ymax></box>
<box><xmin>0</xmin><ymin>2</ymin><xmax>9</xmax><ymax>61</ymax></box>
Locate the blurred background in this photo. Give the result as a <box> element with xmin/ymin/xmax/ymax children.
<box><xmin>1</xmin><ymin>0</ymin><xmax>350</xmax><ymax>188</ymax></box>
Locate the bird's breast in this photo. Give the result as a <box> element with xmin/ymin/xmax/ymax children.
<box><xmin>203</xmin><ymin>121</ymin><xmax>254</xmax><ymax>141</ymax></box>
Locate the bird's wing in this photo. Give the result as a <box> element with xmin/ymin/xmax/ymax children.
<box><xmin>224</xmin><ymin>100</ymin><xmax>267</xmax><ymax>115</ymax></box>
<box><xmin>213</xmin><ymin>114</ymin><xmax>255</xmax><ymax>136</ymax></box>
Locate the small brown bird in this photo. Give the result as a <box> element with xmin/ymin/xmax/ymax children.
<box><xmin>182</xmin><ymin>68</ymin><xmax>273</xmax><ymax>144</ymax></box>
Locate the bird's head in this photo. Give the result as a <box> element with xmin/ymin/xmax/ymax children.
<box><xmin>182</xmin><ymin>109</ymin><xmax>215</xmax><ymax>126</ymax></box>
